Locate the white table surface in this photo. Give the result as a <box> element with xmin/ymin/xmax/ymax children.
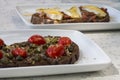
<box><xmin>0</xmin><ymin>0</ymin><xmax>120</xmax><ymax>80</ymax></box>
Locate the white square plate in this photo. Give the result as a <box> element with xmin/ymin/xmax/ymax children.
<box><xmin>0</xmin><ymin>29</ymin><xmax>111</xmax><ymax>78</ymax></box>
<box><xmin>16</xmin><ymin>3</ymin><xmax>120</xmax><ymax>31</ymax></box>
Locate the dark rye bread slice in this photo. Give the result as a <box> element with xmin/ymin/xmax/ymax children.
<box><xmin>0</xmin><ymin>37</ymin><xmax>79</xmax><ymax>68</ymax></box>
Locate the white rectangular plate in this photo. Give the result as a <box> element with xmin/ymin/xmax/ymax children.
<box><xmin>16</xmin><ymin>3</ymin><xmax>120</xmax><ymax>31</ymax></box>
<box><xmin>0</xmin><ymin>29</ymin><xmax>111</xmax><ymax>78</ymax></box>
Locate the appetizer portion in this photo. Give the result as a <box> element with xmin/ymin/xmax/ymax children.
<box><xmin>31</xmin><ymin>5</ymin><xmax>110</xmax><ymax>24</ymax></box>
<box><xmin>0</xmin><ymin>35</ymin><xmax>79</xmax><ymax>68</ymax></box>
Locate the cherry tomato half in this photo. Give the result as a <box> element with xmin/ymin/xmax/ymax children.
<box><xmin>28</xmin><ymin>34</ymin><xmax>46</xmax><ymax>45</ymax></box>
<box><xmin>12</xmin><ymin>48</ymin><xmax>27</xmax><ymax>58</ymax></box>
<box><xmin>58</xmin><ymin>37</ymin><xmax>72</xmax><ymax>46</ymax></box>
<box><xmin>0</xmin><ymin>38</ymin><xmax>5</xmax><ymax>46</ymax></box>
<box><xmin>0</xmin><ymin>51</ymin><xmax>3</xmax><ymax>59</ymax></box>
<box><xmin>46</xmin><ymin>44</ymin><xmax>65</xmax><ymax>58</ymax></box>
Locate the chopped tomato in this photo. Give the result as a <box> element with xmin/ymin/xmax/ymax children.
<box><xmin>12</xmin><ymin>48</ymin><xmax>27</xmax><ymax>58</ymax></box>
<box><xmin>58</xmin><ymin>37</ymin><xmax>72</xmax><ymax>46</ymax></box>
<box><xmin>28</xmin><ymin>34</ymin><xmax>46</xmax><ymax>45</ymax></box>
<box><xmin>46</xmin><ymin>44</ymin><xmax>65</xmax><ymax>58</ymax></box>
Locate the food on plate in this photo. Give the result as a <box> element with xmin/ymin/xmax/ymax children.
<box><xmin>65</xmin><ymin>6</ymin><xmax>82</xmax><ymax>19</ymax></box>
<box><xmin>0</xmin><ymin>35</ymin><xmax>79</xmax><ymax>68</ymax></box>
<box><xmin>80</xmin><ymin>5</ymin><xmax>109</xmax><ymax>22</ymax></box>
<box><xmin>31</xmin><ymin>5</ymin><xmax>110</xmax><ymax>24</ymax></box>
<box><xmin>81</xmin><ymin>5</ymin><xmax>107</xmax><ymax>17</ymax></box>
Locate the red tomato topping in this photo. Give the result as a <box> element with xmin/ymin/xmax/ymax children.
<box><xmin>0</xmin><ymin>51</ymin><xmax>3</xmax><ymax>59</ymax></box>
<box><xmin>28</xmin><ymin>34</ymin><xmax>46</xmax><ymax>45</ymax></box>
<box><xmin>12</xmin><ymin>48</ymin><xmax>27</xmax><ymax>58</ymax></box>
<box><xmin>0</xmin><ymin>38</ymin><xmax>5</xmax><ymax>46</ymax></box>
<box><xmin>58</xmin><ymin>37</ymin><xmax>72</xmax><ymax>46</ymax></box>
<box><xmin>46</xmin><ymin>44</ymin><xmax>65</xmax><ymax>58</ymax></box>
